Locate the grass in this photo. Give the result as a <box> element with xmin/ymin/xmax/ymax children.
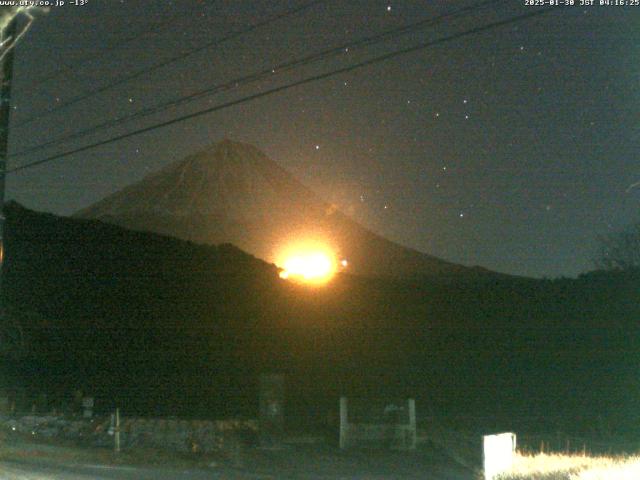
<box><xmin>497</xmin><ymin>452</ymin><xmax>640</xmax><ymax>480</ymax></box>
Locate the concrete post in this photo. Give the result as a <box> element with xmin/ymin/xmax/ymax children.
<box><xmin>114</xmin><ymin>408</ymin><xmax>121</xmax><ymax>453</ymax></box>
<box><xmin>339</xmin><ymin>396</ymin><xmax>348</xmax><ymax>449</ymax></box>
<box><xmin>407</xmin><ymin>398</ymin><xmax>416</xmax><ymax>450</ymax></box>
<box><xmin>82</xmin><ymin>397</ymin><xmax>94</xmax><ymax>419</ymax></box>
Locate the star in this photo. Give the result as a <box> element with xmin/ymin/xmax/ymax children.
<box><xmin>386</xmin><ymin>5</ymin><xmax>392</xmax><ymax>12</ymax></box>
<box><xmin>315</xmin><ymin>145</ymin><xmax>320</xmax><ymax>150</ymax></box>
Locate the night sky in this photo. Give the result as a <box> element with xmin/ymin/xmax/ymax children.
<box><xmin>4</xmin><ymin>0</ymin><xmax>639</xmax><ymax>278</ymax></box>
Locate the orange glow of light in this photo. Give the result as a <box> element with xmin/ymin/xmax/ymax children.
<box><xmin>276</xmin><ymin>242</ymin><xmax>338</xmax><ymax>285</ymax></box>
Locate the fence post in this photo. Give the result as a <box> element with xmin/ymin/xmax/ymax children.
<box><xmin>407</xmin><ymin>398</ymin><xmax>416</xmax><ymax>450</ymax></box>
<box><xmin>115</xmin><ymin>408</ymin><xmax>121</xmax><ymax>453</ymax></box>
<box><xmin>339</xmin><ymin>397</ymin><xmax>348</xmax><ymax>449</ymax></box>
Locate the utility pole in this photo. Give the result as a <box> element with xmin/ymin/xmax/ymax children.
<box><xmin>0</xmin><ymin>18</ymin><xmax>17</xmax><ymax>303</ymax></box>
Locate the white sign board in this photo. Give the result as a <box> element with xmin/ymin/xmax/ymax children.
<box><xmin>483</xmin><ymin>432</ymin><xmax>516</xmax><ymax>480</ymax></box>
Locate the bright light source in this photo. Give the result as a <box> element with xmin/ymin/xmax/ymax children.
<box><xmin>341</xmin><ymin>259</ymin><xmax>348</xmax><ymax>267</ymax></box>
<box><xmin>280</xmin><ymin>251</ymin><xmax>334</xmax><ymax>283</ymax></box>
<box><xmin>276</xmin><ymin>240</ymin><xmax>337</xmax><ymax>285</ymax></box>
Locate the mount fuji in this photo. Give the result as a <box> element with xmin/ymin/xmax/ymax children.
<box><xmin>76</xmin><ymin>139</ymin><xmax>490</xmax><ymax>278</ymax></box>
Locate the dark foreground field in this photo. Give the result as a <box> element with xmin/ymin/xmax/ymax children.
<box><xmin>0</xmin><ymin>435</ymin><xmax>472</xmax><ymax>479</ymax></box>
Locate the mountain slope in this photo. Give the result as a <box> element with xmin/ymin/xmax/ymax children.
<box><xmin>75</xmin><ymin>139</ymin><xmax>489</xmax><ymax>278</ymax></box>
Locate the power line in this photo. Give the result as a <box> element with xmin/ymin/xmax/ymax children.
<box><xmin>29</xmin><ymin>7</ymin><xmax>186</xmax><ymax>91</ymax></box>
<box><xmin>6</xmin><ymin>7</ymin><xmax>560</xmax><ymax>176</ymax></box>
<box><xmin>13</xmin><ymin>0</ymin><xmax>326</xmax><ymax>129</ymax></box>
<box><xmin>11</xmin><ymin>0</ymin><xmax>506</xmax><ymax>159</ymax></box>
